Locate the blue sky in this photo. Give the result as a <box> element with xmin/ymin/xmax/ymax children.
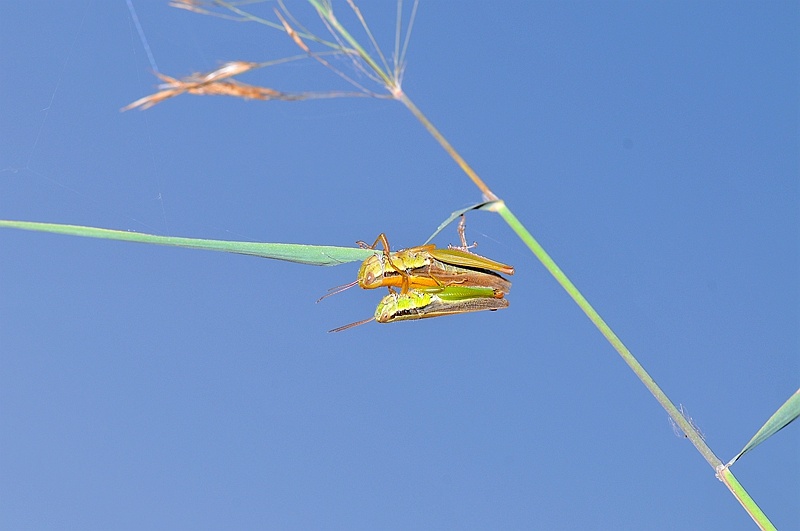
<box><xmin>1</xmin><ymin>1</ymin><xmax>797</xmax><ymax>529</ymax></box>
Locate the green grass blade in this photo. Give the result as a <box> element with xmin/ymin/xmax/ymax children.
<box><xmin>728</xmin><ymin>388</ymin><xmax>800</xmax><ymax>466</ymax></box>
<box><xmin>0</xmin><ymin>220</ymin><xmax>372</xmax><ymax>266</ymax></box>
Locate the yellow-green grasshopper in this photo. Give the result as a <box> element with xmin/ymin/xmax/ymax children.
<box><xmin>318</xmin><ymin>233</ymin><xmax>514</xmax><ymax>302</ymax></box>
<box><xmin>359</xmin><ymin>233</ymin><xmax>513</xmax><ymax>292</ymax></box>
<box><xmin>329</xmin><ymin>286</ymin><xmax>509</xmax><ymax>332</ymax></box>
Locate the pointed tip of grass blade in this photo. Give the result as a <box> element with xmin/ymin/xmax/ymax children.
<box><xmin>728</xmin><ymin>388</ymin><xmax>800</xmax><ymax>466</ymax></box>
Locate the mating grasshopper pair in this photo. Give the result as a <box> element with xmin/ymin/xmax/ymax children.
<box><xmin>324</xmin><ymin>217</ymin><xmax>514</xmax><ymax>331</ymax></box>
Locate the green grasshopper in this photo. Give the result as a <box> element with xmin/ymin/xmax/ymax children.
<box><xmin>329</xmin><ymin>286</ymin><xmax>508</xmax><ymax>332</ymax></box>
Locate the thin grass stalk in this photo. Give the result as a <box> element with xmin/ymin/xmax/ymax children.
<box><xmin>213</xmin><ymin>0</ymin><xmax>342</xmax><ymax>48</ymax></box>
<box><xmin>394</xmin><ymin>73</ymin><xmax>774</xmax><ymax>531</ymax></box>
<box><xmin>493</xmin><ymin>204</ymin><xmax>718</xmax><ymax>461</ymax></box>
<box><xmin>718</xmin><ymin>467</ymin><xmax>777</xmax><ymax>531</ymax></box>
<box><xmin>398</xmin><ymin>94</ymin><xmax>773</xmax><ymax>526</ymax></box>
<box><xmin>395</xmin><ymin>91</ymin><xmax>496</xmax><ymax>200</ymax></box>
<box><xmin>307</xmin><ymin>0</ymin><xmax>395</xmax><ymax>88</ymax></box>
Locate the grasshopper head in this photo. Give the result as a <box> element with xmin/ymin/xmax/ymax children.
<box><xmin>358</xmin><ymin>254</ymin><xmax>388</xmax><ymax>289</ymax></box>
